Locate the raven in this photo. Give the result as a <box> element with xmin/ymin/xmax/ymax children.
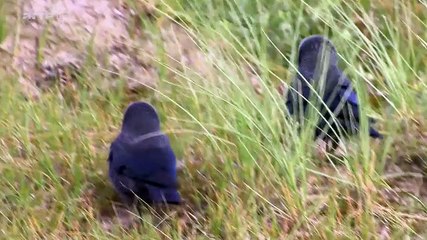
<box><xmin>286</xmin><ymin>35</ymin><xmax>382</xmax><ymax>150</ymax></box>
<box><xmin>108</xmin><ymin>101</ymin><xmax>181</xmax><ymax>205</ymax></box>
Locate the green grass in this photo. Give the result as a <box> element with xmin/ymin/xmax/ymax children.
<box><xmin>0</xmin><ymin>0</ymin><xmax>426</xmax><ymax>238</ymax></box>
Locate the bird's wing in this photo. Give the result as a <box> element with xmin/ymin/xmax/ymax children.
<box><xmin>337</xmin><ymin>78</ymin><xmax>382</xmax><ymax>138</ymax></box>
<box><xmin>337</xmin><ymin>85</ymin><xmax>360</xmax><ymax>123</ymax></box>
<box><xmin>119</xmin><ymin>147</ymin><xmax>178</xmax><ymax>189</ymax></box>
<box><xmin>346</xmin><ymin>90</ymin><xmax>359</xmax><ymax>106</ymax></box>
<box><xmin>337</xmin><ymin>74</ymin><xmax>360</xmax><ymax>110</ymax></box>
<box><xmin>336</xmin><ymin>73</ymin><xmax>358</xmax><ymax>103</ymax></box>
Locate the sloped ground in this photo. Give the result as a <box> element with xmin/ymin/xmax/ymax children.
<box><xmin>0</xmin><ymin>0</ymin><xmax>210</xmax><ymax>97</ymax></box>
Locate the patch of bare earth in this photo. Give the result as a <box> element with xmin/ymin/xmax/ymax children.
<box><xmin>0</xmin><ymin>0</ymin><xmax>211</xmax><ymax>99</ymax></box>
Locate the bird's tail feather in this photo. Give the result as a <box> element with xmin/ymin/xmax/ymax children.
<box><xmin>145</xmin><ymin>184</ymin><xmax>181</xmax><ymax>204</ymax></box>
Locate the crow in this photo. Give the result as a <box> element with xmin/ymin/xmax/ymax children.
<box><xmin>108</xmin><ymin>101</ymin><xmax>181</xmax><ymax>206</ymax></box>
<box><xmin>285</xmin><ymin>35</ymin><xmax>382</xmax><ymax>150</ymax></box>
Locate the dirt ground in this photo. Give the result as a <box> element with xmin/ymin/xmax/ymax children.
<box><xmin>0</xmin><ymin>0</ymin><xmax>210</xmax><ymax>98</ymax></box>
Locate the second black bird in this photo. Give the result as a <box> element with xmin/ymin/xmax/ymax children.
<box><xmin>285</xmin><ymin>35</ymin><xmax>382</xmax><ymax>149</ymax></box>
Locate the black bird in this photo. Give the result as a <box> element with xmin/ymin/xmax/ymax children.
<box><xmin>285</xmin><ymin>35</ymin><xmax>382</xmax><ymax>150</ymax></box>
<box><xmin>108</xmin><ymin>101</ymin><xmax>181</xmax><ymax>205</ymax></box>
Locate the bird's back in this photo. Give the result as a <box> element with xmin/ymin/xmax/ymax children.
<box><xmin>108</xmin><ymin>135</ymin><xmax>180</xmax><ymax>204</ymax></box>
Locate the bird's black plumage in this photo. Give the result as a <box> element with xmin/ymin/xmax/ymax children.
<box><xmin>108</xmin><ymin>102</ymin><xmax>181</xmax><ymax>205</ymax></box>
<box><xmin>286</xmin><ymin>35</ymin><xmax>382</xmax><ymax>149</ymax></box>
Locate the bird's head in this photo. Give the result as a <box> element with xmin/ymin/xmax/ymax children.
<box><xmin>121</xmin><ymin>101</ymin><xmax>161</xmax><ymax>139</ymax></box>
<box><xmin>297</xmin><ymin>35</ymin><xmax>338</xmax><ymax>73</ymax></box>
